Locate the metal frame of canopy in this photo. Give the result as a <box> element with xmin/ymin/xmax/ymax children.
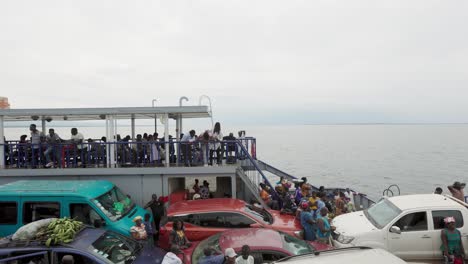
<box><xmin>0</xmin><ymin>105</ymin><xmax>211</xmax><ymax>168</ymax></box>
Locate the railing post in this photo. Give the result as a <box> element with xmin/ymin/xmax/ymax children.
<box><xmin>0</xmin><ymin>115</ymin><xmax>4</xmax><ymax>169</ymax></box>
<box><xmin>164</xmin><ymin>113</ymin><xmax>169</xmax><ymax>167</ymax></box>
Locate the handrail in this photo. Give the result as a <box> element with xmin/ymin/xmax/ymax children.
<box><xmin>235</xmin><ymin>140</ymin><xmax>278</xmax><ymax>199</ymax></box>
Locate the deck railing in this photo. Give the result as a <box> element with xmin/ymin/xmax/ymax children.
<box><xmin>1</xmin><ymin>138</ymin><xmax>257</xmax><ymax>169</ymax></box>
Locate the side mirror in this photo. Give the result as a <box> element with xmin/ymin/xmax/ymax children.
<box><xmin>390</xmin><ymin>226</ymin><xmax>401</xmax><ymax>234</ymax></box>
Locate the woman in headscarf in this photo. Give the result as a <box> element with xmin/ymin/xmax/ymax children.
<box><xmin>441</xmin><ymin>216</ymin><xmax>465</xmax><ymax>262</ymax></box>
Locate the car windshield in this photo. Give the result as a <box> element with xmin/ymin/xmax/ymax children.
<box><xmin>93</xmin><ymin>186</ymin><xmax>135</xmax><ymax>221</ymax></box>
<box><xmin>364</xmin><ymin>199</ymin><xmax>402</xmax><ymax>229</ymax></box>
<box><xmin>244</xmin><ymin>205</ymin><xmax>272</xmax><ymax>224</ymax></box>
<box><xmin>280</xmin><ymin>232</ymin><xmax>315</xmax><ymax>255</ymax></box>
<box><xmin>192</xmin><ymin>233</ymin><xmax>222</xmax><ymax>264</ymax></box>
<box><xmin>90</xmin><ymin>231</ymin><xmax>142</xmax><ymax>264</ymax></box>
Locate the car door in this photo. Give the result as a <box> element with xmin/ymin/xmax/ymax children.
<box><xmin>0</xmin><ymin>250</ymin><xmax>50</xmax><ymax>264</ymax></box>
<box><xmin>387</xmin><ymin>210</ymin><xmax>433</xmax><ymax>260</ymax></box>
<box><xmin>430</xmin><ymin>209</ymin><xmax>466</xmax><ymax>258</ymax></box>
<box><xmin>52</xmin><ymin>248</ymin><xmax>101</xmax><ymax>264</ymax></box>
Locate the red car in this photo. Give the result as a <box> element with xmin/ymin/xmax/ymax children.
<box><xmin>159</xmin><ymin>198</ymin><xmax>303</xmax><ymax>250</ymax></box>
<box><xmin>181</xmin><ymin>228</ymin><xmax>332</xmax><ymax>264</ymax></box>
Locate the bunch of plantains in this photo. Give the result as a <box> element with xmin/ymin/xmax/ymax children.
<box><xmin>35</xmin><ymin>217</ymin><xmax>83</xmax><ymax>247</ymax></box>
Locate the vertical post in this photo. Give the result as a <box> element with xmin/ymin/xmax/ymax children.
<box><xmin>164</xmin><ymin>114</ymin><xmax>169</xmax><ymax>167</ymax></box>
<box><xmin>131</xmin><ymin>115</ymin><xmax>135</xmax><ymax>141</ymax></box>
<box><xmin>41</xmin><ymin>119</ymin><xmax>46</xmax><ymax>134</ymax></box>
<box><xmin>108</xmin><ymin>115</ymin><xmax>116</xmax><ymax>168</ymax></box>
<box><xmin>152</xmin><ymin>99</ymin><xmax>157</xmax><ymax>134</ymax></box>
<box><xmin>0</xmin><ymin>115</ymin><xmax>4</xmax><ymax>169</ymax></box>
<box><xmin>175</xmin><ymin>117</ymin><xmax>180</xmax><ymax>166</ymax></box>
<box><xmin>231</xmin><ymin>175</ymin><xmax>237</xmax><ymax>199</ymax></box>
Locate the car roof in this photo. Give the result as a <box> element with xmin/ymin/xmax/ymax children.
<box><xmin>275</xmin><ymin>247</ymin><xmax>406</xmax><ymax>264</ymax></box>
<box><xmin>219</xmin><ymin>228</ymin><xmax>283</xmax><ymax>251</ymax></box>
<box><xmin>387</xmin><ymin>194</ymin><xmax>464</xmax><ymax>211</ymax></box>
<box><xmin>0</xmin><ymin>180</ymin><xmax>115</xmax><ymax>199</ymax></box>
<box><xmin>168</xmin><ymin>198</ymin><xmax>246</xmax><ymax>215</ymax></box>
<box><xmin>0</xmin><ymin>227</ymin><xmax>105</xmax><ymax>252</ymax></box>
<box><xmin>69</xmin><ymin>227</ymin><xmax>106</xmax><ymax>250</ymax></box>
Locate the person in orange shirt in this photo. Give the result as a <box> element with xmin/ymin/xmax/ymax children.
<box><xmin>260</xmin><ymin>183</ymin><xmax>271</xmax><ymax>202</ymax></box>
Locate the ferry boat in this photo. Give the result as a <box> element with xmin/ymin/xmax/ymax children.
<box><xmin>0</xmin><ymin>99</ymin><xmax>374</xmax><ymax>210</ymax></box>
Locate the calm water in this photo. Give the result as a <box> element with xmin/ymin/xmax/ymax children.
<box><xmin>5</xmin><ymin>124</ymin><xmax>468</xmax><ymax>200</ymax></box>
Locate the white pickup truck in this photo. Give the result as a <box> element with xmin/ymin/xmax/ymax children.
<box><xmin>332</xmin><ymin>194</ymin><xmax>468</xmax><ymax>262</ymax></box>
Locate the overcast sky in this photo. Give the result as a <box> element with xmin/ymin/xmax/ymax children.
<box><xmin>1</xmin><ymin>0</ymin><xmax>467</xmax><ymax>125</ymax></box>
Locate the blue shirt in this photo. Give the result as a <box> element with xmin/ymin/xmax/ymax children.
<box><xmin>199</xmin><ymin>255</ymin><xmax>225</xmax><ymax>264</ymax></box>
<box><xmin>300</xmin><ymin>211</ymin><xmax>315</xmax><ymax>241</ymax></box>
<box><xmin>316</xmin><ymin>200</ymin><xmax>325</xmax><ymax>211</ymax></box>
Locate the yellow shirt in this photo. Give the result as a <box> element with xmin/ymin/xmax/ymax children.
<box><xmin>309</xmin><ymin>197</ymin><xmax>317</xmax><ymax>210</ymax></box>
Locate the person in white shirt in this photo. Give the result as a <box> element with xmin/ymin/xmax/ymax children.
<box><xmin>180</xmin><ymin>130</ymin><xmax>196</xmax><ymax>166</ymax></box>
<box><xmin>209</xmin><ymin>122</ymin><xmax>223</xmax><ymax>165</ymax></box>
<box><xmin>162</xmin><ymin>245</ymin><xmax>183</xmax><ymax>264</ymax></box>
<box><xmin>70</xmin><ymin>128</ymin><xmax>84</xmax><ymax>149</ymax></box>
<box><xmin>236</xmin><ymin>245</ymin><xmax>254</xmax><ymax>264</ymax></box>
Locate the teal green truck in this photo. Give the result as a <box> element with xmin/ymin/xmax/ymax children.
<box><xmin>0</xmin><ymin>180</ymin><xmax>151</xmax><ymax>237</ymax></box>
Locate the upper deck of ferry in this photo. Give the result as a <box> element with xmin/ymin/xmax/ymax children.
<box><xmin>0</xmin><ymin>103</ymin><xmax>256</xmax><ymax>171</ymax></box>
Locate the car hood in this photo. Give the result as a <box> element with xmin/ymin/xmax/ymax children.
<box><xmin>269</xmin><ymin>210</ymin><xmax>301</xmax><ymax>230</ymax></box>
<box><xmin>309</xmin><ymin>241</ymin><xmax>334</xmax><ymax>251</ymax></box>
<box><xmin>134</xmin><ymin>244</ymin><xmax>167</xmax><ymax>264</ymax></box>
<box><xmin>332</xmin><ymin>211</ymin><xmax>378</xmax><ymax>236</ymax></box>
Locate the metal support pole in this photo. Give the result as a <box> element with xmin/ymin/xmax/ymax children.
<box><xmin>108</xmin><ymin>115</ymin><xmax>116</xmax><ymax>168</ymax></box>
<box><xmin>0</xmin><ymin>115</ymin><xmax>4</xmax><ymax>169</ymax></box>
<box><xmin>41</xmin><ymin>119</ymin><xmax>46</xmax><ymax>134</ymax></box>
<box><xmin>152</xmin><ymin>99</ymin><xmax>157</xmax><ymax>134</ymax></box>
<box><xmin>131</xmin><ymin>115</ymin><xmax>135</xmax><ymax>141</ymax></box>
<box><xmin>231</xmin><ymin>175</ymin><xmax>237</xmax><ymax>199</ymax></box>
<box><xmin>179</xmin><ymin>96</ymin><xmax>188</xmax><ymax>136</ymax></box>
<box><xmin>175</xmin><ymin>117</ymin><xmax>180</xmax><ymax>166</ymax></box>
<box><xmin>164</xmin><ymin>114</ymin><xmax>169</xmax><ymax>167</ymax></box>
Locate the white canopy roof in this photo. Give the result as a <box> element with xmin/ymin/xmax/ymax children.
<box><xmin>0</xmin><ymin>106</ymin><xmax>211</xmax><ymax>122</ymax></box>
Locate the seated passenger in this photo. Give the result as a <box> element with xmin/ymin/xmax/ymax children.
<box><xmin>170</xmin><ymin>220</ymin><xmax>192</xmax><ymax>249</ymax></box>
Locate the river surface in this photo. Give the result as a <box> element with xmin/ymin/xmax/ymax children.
<box><xmin>5</xmin><ymin>124</ymin><xmax>468</xmax><ymax>200</ymax></box>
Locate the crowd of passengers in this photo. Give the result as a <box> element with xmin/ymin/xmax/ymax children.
<box><xmin>128</xmin><ymin>192</ymin><xmax>254</xmax><ymax>264</ymax></box>
<box><xmin>259</xmin><ymin>177</ymin><xmax>356</xmax><ymax>244</ymax></box>
<box><xmin>2</xmin><ymin>122</ymin><xmax>246</xmax><ymax>168</ymax></box>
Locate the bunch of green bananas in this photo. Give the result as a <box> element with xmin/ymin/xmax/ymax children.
<box><xmin>44</xmin><ymin>217</ymin><xmax>83</xmax><ymax>247</ymax></box>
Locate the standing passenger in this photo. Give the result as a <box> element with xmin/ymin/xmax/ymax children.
<box><xmin>441</xmin><ymin>217</ymin><xmax>465</xmax><ymax>262</ymax></box>
<box><xmin>144</xmin><ymin>213</ymin><xmax>156</xmax><ymax>246</ymax></box>
<box><xmin>316</xmin><ymin>207</ymin><xmax>335</xmax><ymax>245</ymax></box>
<box><xmin>300</xmin><ymin>202</ymin><xmax>316</xmax><ymax>241</ymax></box>
<box><xmin>200</xmin><ymin>180</ymin><xmax>210</xmax><ymax>199</ymax></box>
<box><xmin>448</xmin><ymin>182</ymin><xmax>466</xmax><ymax>202</ymax></box>
<box><xmin>144</xmin><ymin>194</ymin><xmax>165</xmax><ymax>242</ymax></box>
<box><xmin>29</xmin><ymin>124</ymin><xmax>44</xmax><ymax>167</ymax></box>
<box><xmin>236</xmin><ymin>245</ymin><xmax>254</xmax><ymax>264</ymax></box>
<box><xmin>210</xmin><ymin>122</ymin><xmax>223</xmax><ymax>165</ymax></box>
<box><xmin>193</xmin><ymin>179</ymin><xmax>200</xmax><ymax>194</ymax></box>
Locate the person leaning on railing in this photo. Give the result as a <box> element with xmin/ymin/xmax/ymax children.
<box><xmin>44</xmin><ymin>128</ymin><xmax>62</xmax><ymax>168</ymax></box>
<box><xmin>181</xmin><ymin>130</ymin><xmax>196</xmax><ymax>166</ymax></box>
